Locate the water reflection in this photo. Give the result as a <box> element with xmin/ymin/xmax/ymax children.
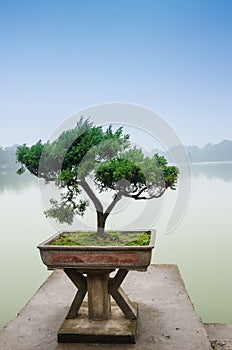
<box><xmin>0</xmin><ymin>171</ymin><xmax>36</xmax><ymax>193</ymax></box>
<box><xmin>191</xmin><ymin>162</ymin><xmax>232</xmax><ymax>182</ymax></box>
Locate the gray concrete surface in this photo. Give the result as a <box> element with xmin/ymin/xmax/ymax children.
<box><xmin>58</xmin><ymin>302</ymin><xmax>137</xmax><ymax>344</ymax></box>
<box><xmin>204</xmin><ymin>323</ymin><xmax>232</xmax><ymax>350</ymax></box>
<box><xmin>0</xmin><ymin>264</ymin><xmax>212</xmax><ymax>349</ymax></box>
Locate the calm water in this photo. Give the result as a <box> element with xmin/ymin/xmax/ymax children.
<box><xmin>0</xmin><ymin>163</ymin><xmax>232</xmax><ymax>329</ymax></box>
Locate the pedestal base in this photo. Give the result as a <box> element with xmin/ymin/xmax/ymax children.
<box><xmin>58</xmin><ymin>302</ymin><xmax>138</xmax><ymax>344</ymax></box>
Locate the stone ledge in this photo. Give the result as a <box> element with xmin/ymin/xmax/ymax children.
<box><xmin>0</xmin><ymin>264</ymin><xmax>212</xmax><ymax>349</ymax></box>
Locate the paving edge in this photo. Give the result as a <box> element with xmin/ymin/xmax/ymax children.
<box><xmin>204</xmin><ymin>323</ymin><xmax>232</xmax><ymax>350</ymax></box>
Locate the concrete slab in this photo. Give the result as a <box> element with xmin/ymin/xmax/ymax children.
<box><xmin>0</xmin><ymin>264</ymin><xmax>211</xmax><ymax>350</ymax></box>
<box><xmin>204</xmin><ymin>323</ymin><xmax>232</xmax><ymax>350</ymax></box>
<box><xmin>58</xmin><ymin>302</ymin><xmax>137</xmax><ymax>343</ymax></box>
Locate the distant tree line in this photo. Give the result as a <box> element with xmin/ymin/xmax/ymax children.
<box><xmin>187</xmin><ymin>140</ymin><xmax>232</xmax><ymax>163</ymax></box>
<box><xmin>152</xmin><ymin>140</ymin><xmax>232</xmax><ymax>163</ymax></box>
<box><xmin>0</xmin><ymin>145</ymin><xmax>18</xmax><ymax>171</ymax></box>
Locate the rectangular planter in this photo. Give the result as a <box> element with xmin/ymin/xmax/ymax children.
<box><xmin>38</xmin><ymin>229</ymin><xmax>156</xmax><ymax>271</ymax></box>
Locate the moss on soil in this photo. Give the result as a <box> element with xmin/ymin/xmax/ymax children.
<box><xmin>51</xmin><ymin>231</ymin><xmax>151</xmax><ymax>247</ymax></box>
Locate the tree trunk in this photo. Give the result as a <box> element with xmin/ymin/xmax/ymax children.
<box><xmin>97</xmin><ymin>211</ymin><xmax>107</xmax><ymax>237</ymax></box>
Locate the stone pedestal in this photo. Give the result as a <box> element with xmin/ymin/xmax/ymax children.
<box><xmin>58</xmin><ymin>302</ymin><xmax>137</xmax><ymax>343</ymax></box>
<box><xmin>37</xmin><ymin>230</ymin><xmax>156</xmax><ymax>344</ymax></box>
<box><xmin>87</xmin><ymin>270</ymin><xmax>111</xmax><ymax>320</ymax></box>
<box><xmin>58</xmin><ymin>268</ymin><xmax>138</xmax><ymax>343</ymax></box>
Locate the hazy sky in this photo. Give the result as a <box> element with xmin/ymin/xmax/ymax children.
<box><xmin>0</xmin><ymin>0</ymin><xmax>232</xmax><ymax>147</ymax></box>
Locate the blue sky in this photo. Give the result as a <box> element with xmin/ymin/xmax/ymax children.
<box><xmin>0</xmin><ymin>0</ymin><xmax>232</xmax><ymax>147</ymax></box>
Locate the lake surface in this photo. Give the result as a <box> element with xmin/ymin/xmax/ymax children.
<box><xmin>0</xmin><ymin>162</ymin><xmax>232</xmax><ymax>329</ymax></box>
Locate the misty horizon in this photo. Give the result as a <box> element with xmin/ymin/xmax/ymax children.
<box><xmin>1</xmin><ymin>138</ymin><xmax>232</xmax><ymax>151</ymax></box>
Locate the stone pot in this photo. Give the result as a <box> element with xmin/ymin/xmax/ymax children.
<box><xmin>38</xmin><ymin>229</ymin><xmax>156</xmax><ymax>271</ymax></box>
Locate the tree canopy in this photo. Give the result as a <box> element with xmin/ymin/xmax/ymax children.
<box><xmin>16</xmin><ymin>118</ymin><xmax>179</xmax><ymax>235</ymax></box>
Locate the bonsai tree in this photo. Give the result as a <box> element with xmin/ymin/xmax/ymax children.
<box><xmin>16</xmin><ymin>118</ymin><xmax>179</xmax><ymax>237</ymax></box>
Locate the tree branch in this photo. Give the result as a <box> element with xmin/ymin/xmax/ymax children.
<box><xmin>104</xmin><ymin>193</ymin><xmax>122</xmax><ymax>219</ymax></box>
<box><xmin>65</xmin><ymin>184</ymin><xmax>78</xmax><ymax>210</ymax></box>
<box><xmin>132</xmin><ymin>186</ymin><xmax>147</xmax><ymax>199</ymax></box>
<box><xmin>121</xmin><ymin>187</ymin><xmax>166</xmax><ymax>200</ymax></box>
<box><xmin>132</xmin><ymin>191</ymin><xmax>165</xmax><ymax>200</ymax></box>
<box><xmin>79</xmin><ymin>180</ymin><xmax>103</xmax><ymax>212</ymax></box>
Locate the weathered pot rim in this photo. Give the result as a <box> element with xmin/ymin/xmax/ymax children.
<box><xmin>37</xmin><ymin>229</ymin><xmax>156</xmax><ymax>251</ymax></box>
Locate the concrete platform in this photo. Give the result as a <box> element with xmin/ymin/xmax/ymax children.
<box><xmin>204</xmin><ymin>323</ymin><xmax>232</xmax><ymax>350</ymax></box>
<box><xmin>0</xmin><ymin>264</ymin><xmax>212</xmax><ymax>349</ymax></box>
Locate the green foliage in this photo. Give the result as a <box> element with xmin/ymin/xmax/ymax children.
<box><xmin>16</xmin><ymin>117</ymin><xmax>179</xmax><ymax>230</ymax></box>
<box><xmin>95</xmin><ymin>151</ymin><xmax>178</xmax><ymax>198</ymax></box>
<box><xmin>44</xmin><ymin>200</ymin><xmax>75</xmax><ymax>225</ymax></box>
<box><xmin>95</xmin><ymin>158</ymin><xmax>146</xmax><ymax>191</ymax></box>
<box><xmin>16</xmin><ymin>141</ymin><xmax>44</xmax><ymax>176</ymax></box>
<box><xmin>44</xmin><ymin>198</ymin><xmax>88</xmax><ymax>225</ymax></box>
<box><xmin>51</xmin><ymin>231</ymin><xmax>151</xmax><ymax>246</ymax></box>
